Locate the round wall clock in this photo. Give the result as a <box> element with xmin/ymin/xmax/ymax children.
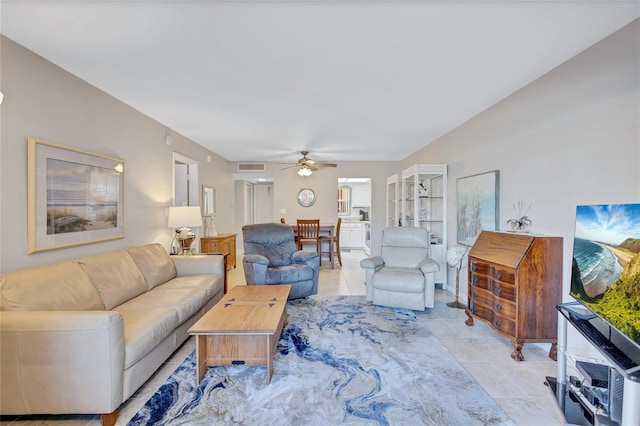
<box><xmin>297</xmin><ymin>188</ymin><xmax>316</xmax><ymax>207</ymax></box>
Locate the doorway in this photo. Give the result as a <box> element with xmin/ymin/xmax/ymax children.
<box><xmin>173</xmin><ymin>152</ymin><xmax>198</xmax><ymax>206</ymax></box>
<box><xmin>337</xmin><ymin>178</ymin><xmax>371</xmax><ymax>256</ymax></box>
<box><xmin>242</xmin><ymin>182</ymin><xmax>274</xmax><ymax>225</ymax></box>
<box><xmin>337</xmin><ymin>178</ymin><xmax>371</xmax><ymax>221</ymax></box>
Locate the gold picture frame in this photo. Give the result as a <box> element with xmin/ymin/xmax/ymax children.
<box><xmin>27</xmin><ymin>137</ymin><xmax>125</xmax><ymax>253</ymax></box>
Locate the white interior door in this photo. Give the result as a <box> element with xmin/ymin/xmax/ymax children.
<box><xmin>245</xmin><ymin>182</ymin><xmax>254</xmax><ymax>225</ymax></box>
<box><xmin>254</xmin><ymin>184</ymin><xmax>274</xmax><ymax>224</ymax></box>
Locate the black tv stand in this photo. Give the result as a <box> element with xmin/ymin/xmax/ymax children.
<box><xmin>549</xmin><ymin>302</ymin><xmax>640</xmax><ymax>425</ymax></box>
<box><xmin>545</xmin><ymin>376</ymin><xmax>613</xmax><ymax>426</ymax></box>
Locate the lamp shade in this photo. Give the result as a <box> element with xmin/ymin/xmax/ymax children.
<box><xmin>446</xmin><ymin>245</ymin><xmax>468</xmax><ymax>268</ymax></box>
<box><xmin>168</xmin><ymin>206</ymin><xmax>203</xmax><ymax>228</ymax></box>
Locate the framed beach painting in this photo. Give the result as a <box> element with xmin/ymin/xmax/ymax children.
<box><xmin>28</xmin><ymin>137</ymin><xmax>125</xmax><ymax>253</ymax></box>
<box><xmin>456</xmin><ymin>170</ymin><xmax>499</xmax><ymax>246</ymax></box>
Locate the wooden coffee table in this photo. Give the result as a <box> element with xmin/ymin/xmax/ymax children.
<box><xmin>188</xmin><ymin>285</ymin><xmax>290</xmax><ymax>384</ymax></box>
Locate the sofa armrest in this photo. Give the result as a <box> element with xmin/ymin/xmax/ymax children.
<box><xmin>0</xmin><ymin>310</ymin><xmax>125</xmax><ymax>415</ymax></box>
<box><xmin>171</xmin><ymin>254</ymin><xmax>224</xmax><ymax>277</ymax></box>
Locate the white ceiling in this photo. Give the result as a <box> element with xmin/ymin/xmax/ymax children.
<box><xmin>1</xmin><ymin>1</ymin><xmax>638</xmax><ymax>163</ymax></box>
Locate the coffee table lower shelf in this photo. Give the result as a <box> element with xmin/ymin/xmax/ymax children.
<box><xmin>194</xmin><ymin>313</ymin><xmax>286</xmax><ymax>384</ymax></box>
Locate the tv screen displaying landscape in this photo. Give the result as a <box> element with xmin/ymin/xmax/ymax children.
<box><xmin>570</xmin><ymin>203</ymin><xmax>640</xmax><ymax>347</ymax></box>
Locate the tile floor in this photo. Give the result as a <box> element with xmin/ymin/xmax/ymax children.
<box><xmin>1</xmin><ymin>249</ymin><xmax>568</xmax><ymax>426</ymax></box>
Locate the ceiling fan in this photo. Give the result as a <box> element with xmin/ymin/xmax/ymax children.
<box><xmin>278</xmin><ymin>151</ymin><xmax>337</xmax><ymax>176</ymax></box>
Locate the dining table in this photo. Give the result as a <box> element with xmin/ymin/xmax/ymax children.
<box><xmin>290</xmin><ymin>224</ymin><xmax>336</xmax><ymax>269</ymax></box>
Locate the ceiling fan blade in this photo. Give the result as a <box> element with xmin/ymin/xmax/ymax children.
<box><xmin>280</xmin><ymin>151</ymin><xmax>337</xmax><ymax>172</ymax></box>
<box><xmin>279</xmin><ymin>164</ymin><xmax>299</xmax><ymax>170</ymax></box>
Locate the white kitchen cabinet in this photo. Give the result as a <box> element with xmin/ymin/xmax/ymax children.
<box><xmin>340</xmin><ymin>222</ymin><xmax>366</xmax><ymax>248</ymax></box>
<box><xmin>351</xmin><ymin>183</ymin><xmax>370</xmax><ymax>207</ymax></box>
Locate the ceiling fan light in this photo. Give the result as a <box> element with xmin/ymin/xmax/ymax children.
<box><xmin>297</xmin><ymin>165</ymin><xmax>313</xmax><ymax>177</ymax></box>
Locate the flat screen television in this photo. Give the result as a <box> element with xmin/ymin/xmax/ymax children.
<box><xmin>570</xmin><ymin>203</ymin><xmax>640</xmax><ymax>348</ymax></box>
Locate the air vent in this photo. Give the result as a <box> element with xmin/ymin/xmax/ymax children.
<box><xmin>238</xmin><ymin>163</ymin><xmax>266</xmax><ymax>172</ymax></box>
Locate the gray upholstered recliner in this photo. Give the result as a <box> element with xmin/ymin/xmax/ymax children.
<box><xmin>360</xmin><ymin>227</ymin><xmax>440</xmax><ymax>310</ymax></box>
<box><xmin>242</xmin><ymin>223</ymin><xmax>319</xmax><ymax>300</ymax></box>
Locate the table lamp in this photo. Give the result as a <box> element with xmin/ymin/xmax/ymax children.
<box><xmin>168</xmin><ymin>206</ymin><xmax>203</xmax><ymax>255</ymax></box>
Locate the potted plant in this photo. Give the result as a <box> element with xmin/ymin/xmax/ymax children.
<box><xmin>507</xmin><ymin>200</ymin><xmax>532</xmax><ymax>232</ymax></box>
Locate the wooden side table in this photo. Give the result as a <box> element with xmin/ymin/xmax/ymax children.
<box><xmin>201</xmin><ymin>234</ymin><xmax>237</xmax><ymax>271</ymax></box>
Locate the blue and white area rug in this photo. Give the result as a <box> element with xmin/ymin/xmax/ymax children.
<box><xmin>128</xmin><ymin>296</ymin><xmax>513</xmax><ymax>425</ymax></box>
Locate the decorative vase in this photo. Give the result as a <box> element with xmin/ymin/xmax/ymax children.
<box><xmin>509</xmin><ymin>222</ymin><xmax>530</xmax><ymax>233</ymax></box>
<box><xmin>206</xmin><ymin>214</ymin><xmax>218</xmax><ymax>237</ymax></box>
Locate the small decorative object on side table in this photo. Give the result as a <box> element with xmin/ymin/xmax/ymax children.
<box><xmin>506</xmin><ymin>199</ymin><xmax>532</xmax><ymax>232</ymax></box>
<box><xmin>204</xmin><ymin>214</ymin><xmax>218</xmax><ymax>237</ymax></box>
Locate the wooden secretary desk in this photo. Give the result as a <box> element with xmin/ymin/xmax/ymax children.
<box><xmin>200</xmin><ymin>234</ymin><xmax>237</xmax><ymax>271</ymax></box>
<box><xmin>465</xmin><ymin>231</ymin><xmax>562</xmax><ymax>361</ymax></box>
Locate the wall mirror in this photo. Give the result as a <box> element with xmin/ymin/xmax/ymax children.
<box><xmin>297</xmin><ymin>188</ymin><xmax>316</xmax><ymax>207</ymax></box>
<box><xmin>202</xmin><ymin>185</ymin><xmax>216</xmax><ymax>215</ymax></box>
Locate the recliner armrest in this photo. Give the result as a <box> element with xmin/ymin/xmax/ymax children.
<box><xmin>291</xmin><ymin>250</ymin><xmax>318</xmax><ymax>264</ymax></box>
<box><xmin>243</xmin><ymin>254</ymin><xmax>269</xmax><ymax>265</ymax></box>
<box><xmin>420</xmin><ymin>258</ymin><xmax>440</xmax><ymax>274</ymax></box>
<box><xmin>360</xmin><ymin>256</ymin><xmax>384</xmax><ymax>270</ymax></box>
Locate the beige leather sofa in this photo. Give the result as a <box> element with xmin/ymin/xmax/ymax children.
<box><xmin>360</xmin><ymin>227</ymin><xmax>440</xmax><ymax>310</ymax></box>
<box><xmin>0</xmin><ymin>243</ymin><xmax>224</xmax><ymax>426</ymax></box>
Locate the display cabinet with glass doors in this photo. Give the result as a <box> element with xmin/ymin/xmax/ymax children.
<box><xmin>401</xmin><ymin>164</ymin><xmax>448</xmax><ymax>287</ymax></box>
<box><xmin>386</xmin><ymin>174</ymin><xmax>401</xmax><ymax>228</ymax></box>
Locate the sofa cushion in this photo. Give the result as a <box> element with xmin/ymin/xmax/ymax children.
<box><xmin>77</xmin><ymin>251</ymin><xmax>148</xmax><ymax>310</ymax></box>
<box><xmin>158</xmin><ymin>274</ymin><xmax>223</xmax><ymax>300</ymax></box>
<box><xmin>113</xmin><ymin>308</ymin><xmax>178</xmax><ymax>369</ymax></box>
<box><xmin>117</xmin><ymin>283</ymin><xmax>210</xmax><ymax>324</ymax></box>
<box><xmin>0</xmin><ymin>261</ymin><xmax>104</xmax><ymax>311</ymax></box>
<box><xmin>127</xmin><ymin>244</ymin><xmax>177</xmax><ymax>289</ymax></box>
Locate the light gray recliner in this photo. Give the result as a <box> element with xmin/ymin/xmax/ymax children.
<box><xmin>360</xmin><ymin>227</ymin><xmax>440</xmax><ymax>310</ymax></box>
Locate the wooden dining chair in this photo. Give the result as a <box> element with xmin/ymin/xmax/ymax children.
<box><xmin>320</xmin><ymin>217</ymin><xmax>342</xmax><ymax>268</ymax></box>
<box><xmin>296</xmin><ymin>219</ymin><xmax>321</xmax><ymax>259</ymax></box>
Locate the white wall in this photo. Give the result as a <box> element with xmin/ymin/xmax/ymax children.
<box><xmin>403</xmin><ymin>20</ymin><xmax>639</xmax><ymax>358</ymax></box>
<box><xmin>0</xmin><ymin>36</ymin><xmax>234</xmax><ymax>272</ymax></box>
